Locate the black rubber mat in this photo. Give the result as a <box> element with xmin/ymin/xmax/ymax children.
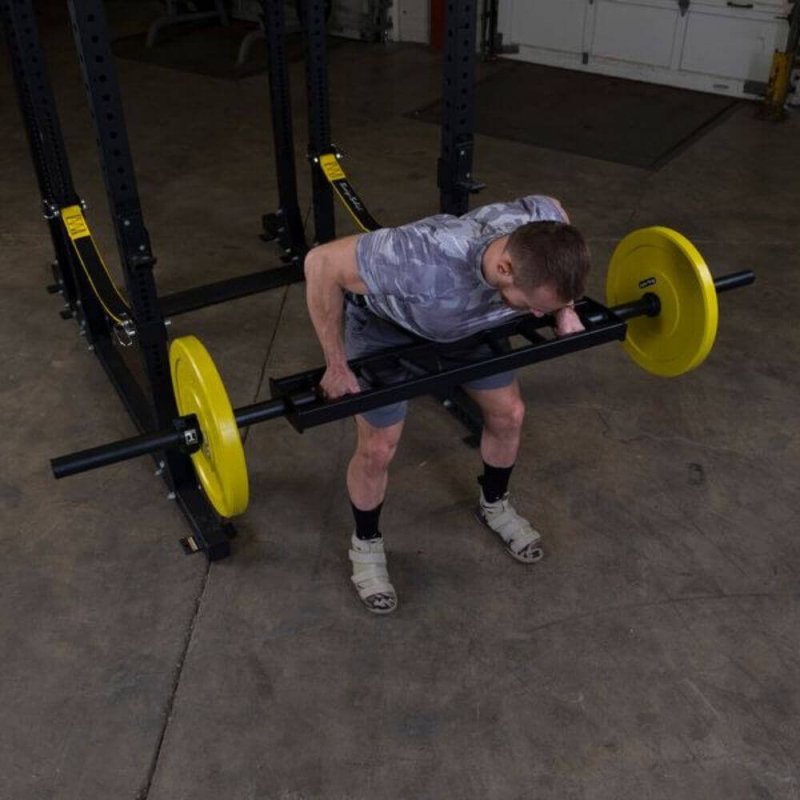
<box><xmin>410</xmin><ymin>61</ymin><xmax>741</xmax><ymax>169</ymax></box>
<box><xmin>111</xmin><ymin>22</ymin><xmax>336</xmax><ymax>80</ymax></box>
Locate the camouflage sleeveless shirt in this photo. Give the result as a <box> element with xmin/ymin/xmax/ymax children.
<box><xmin>355</xmin><ymin>195</ymin><xmax>567</xmax><ymax>342</ymax></box>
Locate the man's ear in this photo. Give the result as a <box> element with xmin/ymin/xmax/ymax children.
<box><xmin>495</xmin><ymin>255</ymin><xmax>515</xmax><ymax>286</ymax></box>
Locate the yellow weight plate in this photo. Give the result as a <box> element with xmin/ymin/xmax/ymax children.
<box><xmin>169</xmin><ymin>336</ymin><xmax>249</xmax><ymax>517</ymax></box>
<box><xmin>606</xmin><ymin>227</ymin><xmax>719</xmax><ymax>377</ymax></box>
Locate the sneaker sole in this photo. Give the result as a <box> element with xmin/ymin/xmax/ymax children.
<box><xmin>358</xmin><ymin>594</ymin><xmax>398</xmax><ymax>615</ymax></box>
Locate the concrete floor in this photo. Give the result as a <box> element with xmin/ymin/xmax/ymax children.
<box><xmin>2</xmin><ymin>3</ymin><xmax>799</xmax><ymax>799</ymax></box>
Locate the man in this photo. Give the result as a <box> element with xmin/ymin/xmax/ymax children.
<box><xmin>304</xmin><ymin>196</ymin><xmax>591</xmax><ymax>614</ymax></box>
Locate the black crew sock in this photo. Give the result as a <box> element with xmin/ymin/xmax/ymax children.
<box><xmin>478</xmin><ymin>462</ymin><xmax>514</xmax><ymax>503</ymax></box>
<box><xmin>351</xmin><ymin>502</ymin><xmax>383</xmax><ymax>541</ymax></box>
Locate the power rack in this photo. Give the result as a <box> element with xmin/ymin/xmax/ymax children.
<box><xmin>2</xmin><ymin>0</ymin><xmax>492</xmax><ymax>559</ymax></box>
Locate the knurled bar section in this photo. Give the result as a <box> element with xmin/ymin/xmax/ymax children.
<box><xmin>0</xmin><ymin>0</ymin><xmax>78</xmax><ymax>206</ymax></box>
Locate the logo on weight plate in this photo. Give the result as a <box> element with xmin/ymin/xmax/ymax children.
<box><xmin>639</xmin><ymin>277</ymin><xmax>656</xmax><ymax>289</ymax></box>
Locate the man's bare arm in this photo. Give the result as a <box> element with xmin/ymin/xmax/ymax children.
<box><xmin>304</xmin><ymin>235</ymin><xmax>369</xmax><ymax>399</ymax></box>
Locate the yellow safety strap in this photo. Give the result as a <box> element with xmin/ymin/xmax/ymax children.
<box><xmin>318</xmin><ymin>153</ymin><xmax>382</xmax><ymax>233</ymax></box>
<box><xmin>61</xmin><ymin>205</ymin><xmax>131</xmax><ymax>326</ymax></box>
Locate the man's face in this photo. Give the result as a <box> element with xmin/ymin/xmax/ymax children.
<box><xmin>499</xmin><ymin>282</ymin><xmax>569</xmax><ymax>317</ymax></box>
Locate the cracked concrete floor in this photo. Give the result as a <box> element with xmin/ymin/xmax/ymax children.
<box><xmin>1</xmin><ymin>2</ymin><xmax>799</xmax><ymax>799</ymax></box>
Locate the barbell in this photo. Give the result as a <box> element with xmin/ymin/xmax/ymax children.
<box><xmin>51</xmin><ymin>227</ymin><xmax>755</xmax><ymax>518</ymax></box>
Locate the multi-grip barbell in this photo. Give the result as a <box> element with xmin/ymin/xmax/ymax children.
<box><xmin>51</xmin><ymin>227</ymin><xmax>755</xmax><ymax>518</ymax></box>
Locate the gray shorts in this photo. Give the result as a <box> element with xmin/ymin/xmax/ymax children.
<box><xmin>344</xmin><ymin>298</ymin><xmax>515</xmax><ymax>428</ymax></box>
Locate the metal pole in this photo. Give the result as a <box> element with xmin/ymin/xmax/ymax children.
<box><xmin>260</xmin><ymin>0</ymin><xmax>308</xmax><ymax>260</ymax></box>
<box><xmin>301</xmin><ymin>0</ymin><xmax>336</xmax><ymax>243</ymax></box>
<box><xmin>438</xmin><ymin>0</ymin><xmax>483</xmax><ymax>215</ymax></box>
<box><xmin>50</xmin><ymin>271</ymin><xmax>754</xmax><ymax>480</ymax></box>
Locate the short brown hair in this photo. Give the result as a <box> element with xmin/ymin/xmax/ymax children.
<box><xmin>505</xmin><ymin>221</ymin><xmax>591</xmax><ymax>301</ymax></box>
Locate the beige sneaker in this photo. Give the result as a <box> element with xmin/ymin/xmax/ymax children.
<box><xmin>475</xmin><ymin>492</ymin><xmax>544</xmax><ymax>563</ymax></box>
<box><xmin>349</xmin><ymin>534</ymin><xmax>398</xmax><ymax>614</ymax></box>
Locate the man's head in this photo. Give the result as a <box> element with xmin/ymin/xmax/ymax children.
<box><xmin>494</xmin><ymin>221</ymin><xmax>591</xmax><ymax>316</ymax></box>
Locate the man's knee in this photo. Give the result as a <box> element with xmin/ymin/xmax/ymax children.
<box><xmin>355</xmin><ymin>423</ymin><xmax>403</xmax><ymax>473</ymax></box>
<box><xmin>484</xmin><ymin>394</ymin><xmax>526</xmax><ymax>435</ymax></box>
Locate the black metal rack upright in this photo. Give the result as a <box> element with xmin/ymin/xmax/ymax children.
<box><xmin>1</xmin><ymin>0</ymin><xmax>83</xmax><ymax>319</ymax></box>
<box><xmin>66</xmin><ymin>0</ymin><xmax>238</xmax><ymax>559</ymax></box>
<box><xmin>438</xmin><ymin>0</ymin><xmax>484</xmax><ymax>216</ymax></box>
<box><xmin>259</xmin><ymin>0</ymin><xmax>338</xmax><ymax>248</ymax></box>
<box><xmin>301</xmin><ymin>0</ymin><xmax>337</xmax><ymax>243</ymax></box>
<box><xmin>259</xmin><ymin>0</ymin><xmax>309</xmax><ymax>260</ymax></box>
<box><xmin>298</xmin><ymin>0</ymin><xmax>490</xmax><ymax>229</ymax></box>
<box><xmin>262</xmin><ymin>0</ymin><xmax>487</xmax><ymax>239</ymax></box>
